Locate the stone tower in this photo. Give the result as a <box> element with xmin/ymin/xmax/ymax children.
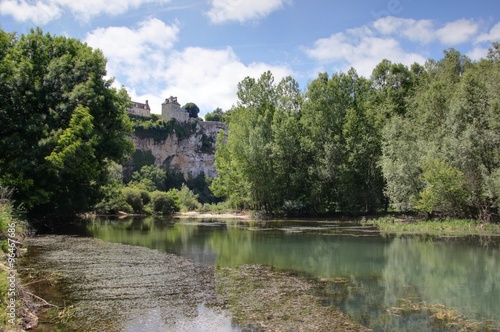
<box><xmin>161</xmin><ymin>96</ymin><xmax>189</xmax><ymax>122</ymax></box>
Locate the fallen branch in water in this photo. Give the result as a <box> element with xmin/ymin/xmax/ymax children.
<box><xmin>22</xmin><ymin>289</ymin><xmax>58</xmax><ymax>308</ymax></box>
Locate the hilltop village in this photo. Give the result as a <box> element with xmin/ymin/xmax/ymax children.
<box><xmin>126</xmin><ymin>96</ymin><xmax>227</xmax><ymax>180</ymax></box>
<box><xmin>128</xmin><ymin>96</ymin><xmax>191</xmax><ymax>122</ymax></box>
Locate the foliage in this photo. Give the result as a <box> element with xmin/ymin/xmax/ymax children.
<box><xmin>205</xmin><ymin>107</ymin><xmax>229</xmax><ymax>123</ymax></box>
<box><xmin>129</xmin><ymin>149</ymin><xmax>155</xmax><ymax>176</ymax></box>
<box><xmin>0</xmin><ymin>28</ymin><xmax>133</xmax><ymax>218</ymax></box>
<box><xmin>182</xmin><ymin>102</ymin><xmax>200</xmax><ymax>118</ymax></box>
<box><xmin>366</xmin><ymin>216</ymin><xmax>500</xmax><ymax>234</ymax></box>
<box><xmin>380</xmin><ymin>45</ymin><xmax>500</xmax><ymax>220</ymax></box>
<box><xmin>130</xmin><ymin>165</ymin><xmax>167</xmax><ymax>191</ymax></box>
<box><xmin>150</xmin><ymin>191</ymin><xmax>178</xmax><ymax>214</ymax></box>
<box><xmin>416</xmin><ymin>159</ymin><xmax>468</xmax><ymax>217</ymax></box>
<box><xmin>186</xmin><ymin>173</ymin><xmax>220</xmax><ymax>204</ymax></box>
<box><xmin>213</xmin><ymin>70</ymin><xmax>385</xmax><ymax>214</ymax></box>
<box><xmin>121</xmin><ymin>187</ymin><xmax>143</xmax><ymax>213</ymax></box>
<box><xmin>131</xmin><ymin>115</ymin><xmax>194</xmax><ymax>142</ymax></box>
<box><xmin>173</xmin><ymin>184</ymin><xmax>202</xmax><ymax>212</ymax></box>
<box><xmin>211</xmin><ymin>45</ymin><xmax>500</xmax><ymax>220</ymax></box>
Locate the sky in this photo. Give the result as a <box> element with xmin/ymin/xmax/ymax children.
<box><xmin>1</xmin><ymin>0</ymin><xmax>500</xmax><ymax>117</ymax></box>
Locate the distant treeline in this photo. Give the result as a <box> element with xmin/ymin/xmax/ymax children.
<box><xmin>211</xmin><ymin>44</ymin><xmax>500</xmax><ymax>221</ymax></box>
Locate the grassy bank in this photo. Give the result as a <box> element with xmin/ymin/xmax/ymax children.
<box><xmin>0</xmin><ymin>193</ymin><xmax>33</xmax><ymax>330</ymax></box>
<box><xmin>365</xmin><ymin>216</ymin><xmax>500</xmax><ymax>235</ymax></box>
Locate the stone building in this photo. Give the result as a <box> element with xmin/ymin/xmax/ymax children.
<box><xmin>161</xmin><ymin>96</ymin><xmax>190</xmax><ymax>122</ymax></box>
<box><xmin>128</xmin><ymin>100</ymin><xmax>151</xmax><ymax>117</ymax></box>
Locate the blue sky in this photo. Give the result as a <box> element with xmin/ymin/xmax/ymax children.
<box><xmin>1</xmin><ymin>0</ymin><xmax>499</xmax><ymax>116</ymax></box>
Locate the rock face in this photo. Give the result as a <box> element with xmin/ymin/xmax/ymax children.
<box><xmin>131</xmin><ymin>120</ymin><xmax>227</xmax><ymax>179</ymax></box>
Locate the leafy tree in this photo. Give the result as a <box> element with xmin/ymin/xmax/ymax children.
<box><xmin>205</xmin><ymin>107</ymin><xmax>226</xmax><ymax>122</ymax></box>
<box><xmin>380</xmin><ymin>46</ymin><xmax>500</xmax><ymax>220</ymax></box>
<box><xmin>212</xmin><ymin>72</ymin><xmax>304</xmax><ymax>212</ymax></box>
<box><xmin>150</xmin><ymin>191</ymin><xmax>178</xmax><ymax>214</ymax></box>
<box><xmin>0</xmin><ymin>28</ymin><xmax>133</xmax><ymax>217</ymax></box>
<box><xmin>183</xmin><ymin>102</ymin><xmax>200</xmax><ymax>118</ymax></box>
<box><xmin>416</xmin><ymin>159</ymin><xmax>468</xmax><ymax>217</ymax></box>
<box><xmin>122</xmin><ymin>187</ymin><xmax>143</xmax><ymax>213</ymax></box>
<box><xmin>131</xmin><ymin>165</ymin><xmax>167</xmax><ymax>191</ymax></box>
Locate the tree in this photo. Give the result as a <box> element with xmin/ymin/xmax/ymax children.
<box><xmin>0</xmin><ymin>28</ymin><xmax>133</xmax><ymax>218</ymax></box>
<box><xmin>183</xmin><ymin>102</ymin><xmax>200</xmax><ymax>118</ymax></box>
<box><xmin>205</xmin><ymin>107</ymin><xmax>225</xmax><ymax>122</ymax></box>
<box><xmin>130</xmin><ymin>165</ymin><xmax>167</xmax><ymax>191</ymax></box>
<box><xmin>416</xmin><ymin>159</ymin><xmax>468</xmax><ymax>217</ymax></box>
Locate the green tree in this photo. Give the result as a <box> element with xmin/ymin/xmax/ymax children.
<box><xmin>130</xmin><ymin>165</ymin><xmax>167</xmax><ymax>191</ymax></box>
<box><xmin>150</xmin><ymin>190</ymin><xmax>178</xmax><ymax>214</ymax></box>
<box><xmin>212</xmin><ymin>72</ymin><xmax>305</xmax><ymax>212</ymax></box>
<box><xmin>183</xmin><ymin>102</ymin><xmax>200</xmax><ymax>118</ymax></box>
<box><xmin>380</xmin><ymin>46</ymin><xmax>500</xmax><ymax>220</ymax></box>
<box><xmin>416</xmin><ymin>159</ymin><xmax>468</xmax><ymax>217</ymax></box>
<box><xmin>205</xmin><ymin>107</ymin><xmax>226</xmax><ymax>122</ymax></box>
<box><xmin>0</xmin><ymin>28</ymin><xmax>133</xmax><ymax>217</ymax></box>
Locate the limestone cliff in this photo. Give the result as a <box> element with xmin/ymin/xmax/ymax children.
<box><xmin>131</xmin><ymin>120</ymin><xmax>227</xmax><ymax>179</ymax></box>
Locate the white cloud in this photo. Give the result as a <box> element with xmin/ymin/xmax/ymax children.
<box><xmin>467</xmin><ymin>47</ymin><xmax>489</xmax><ymax>60</ymax></box>
<box><xmin>436</xmin><ymin>18</ymin><xmax>478</xmax><ymax>45</ymax></box>
<box><xmin>305</xmin><ymin>30</ymin><xmax>426</xmax><ymax>77</ymax></box>
<box><xmin>161</xmin><ymin>47</ymin><xmax>292</xmax><ymax>113</ymax></box>
<box><xmin>0</xmin><ymin>0</ymin><xmax>62</xmax><ymax>25</ymax></box>
<box><xmin>85</xmin><ymin>18</ymin><xmax>179</xmax><ymax>86</ymax></box>
<box><xmin>0</xmin><ymin>0</ymin><xmax>172</xmax><ymax>24</ymax></box>
<box><xmin>205</xmin><ymin>0</ymin><xmax>289</xmax><ymax>24</ymax></box>
<box><xmin>374</xmin><ymin>16</ymin><xmax>435</xmax><ymax>44</ymax></box>
<box><xmin>86</xmin><ymin>19</ymin><xmax>291</xmax><ymax>114</ymax></box>
<box><xmin>476</xmin><ymin>22</ymin><xmax>500</xmax><ymax>43</ymax></box>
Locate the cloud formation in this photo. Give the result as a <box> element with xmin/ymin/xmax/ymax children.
<box><xmin>0</xmin><ymin>0</ymin><xmax>172</xmax><ymax>24</ymax></box>
<box><xmin>305</xmin><ymin>25</ymin><xmax>426</xmax><ymax>77</ymax></box>
<box><xmin>85</xmin><ymin>18</ymin><xmax>292</xmax><ymax>114</ymax></box>
<box><xmin>162</xmin><ymin>47</ymin><xmax>292</xmax><ymax>112</ymax></box>
<box><xmin>305</xmin><ymin>17</ymin><xmax>487</xmax><ymax>77</ymax></box>
<box><xmin>85</xmin><ymin>18</ymin><xmax>179</xmax><ymax>86</ymax></box>
<box><xmin>205</xmin><ymin>0</ymin><xmax>289</xmax><ymax>24</ymax></box>
<box><xmin>477</xmin><ymin>22</ymin><xmax>500</xmax><ymax>43</ymax></box>
<box><xmin>435</xmin><ymin>18</ymin><xmax>479</xmax><ymax>45</ymax></box>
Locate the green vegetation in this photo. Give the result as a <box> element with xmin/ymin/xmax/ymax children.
<box><xmin>212</xmin><ymin>44</ymin><xmax>500</xmax><ymax>221</ymax></box>
<box><xmin>0</xmin><ymin>28</ymin><xmax>133</xmax><ymax>219</ymax></box>
<box><xmin>2</xmin><ymin>26</ymin><xmax>499</xmax><ymax>224</ymax></box>
<box><xmin>366</xmin><ymin>216</ymin><xmax>500</xmax><ymax>235</ymax></box>
<box><xmin>131</xmin><ymin>115</ymin><xmax>195</xmax><ymax>142</ymax></box>
<box><xmin>95</xmin><ymin>163</ymin><xmax>207</xmax><ymax>215</ymax></box>
<box><xmin>0</xmin><ymin>188</ymin><xmax>29</xmax><ymax>329</ymax></box>
<box><xmin>182</xmin><ymin>102</ymin><xmax>200</xmax><ymax>119</ymax></box>
<box><xmin>205</xmin><ymin>107</ymin><xmax>230</xmax><ymax>123</ymax></box>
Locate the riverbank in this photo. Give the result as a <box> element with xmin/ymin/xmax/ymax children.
<box><xmin>365</xmin><ymin>216</ymin><xmax>500</xmax><ymax>235</ymax></box>
<box><xmin>0</xmin><ymin>198</ymin><xmax>38</xmax><ymax>331</ymax></box>
<box><xmin>21</xmin><ymin>234</ymin><xmax>368</xmax><ymax>331</ymax></box>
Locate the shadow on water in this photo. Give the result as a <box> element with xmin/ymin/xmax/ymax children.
<box><xmin>30</xmin><ymin>216</ymin><xmax>500</xmax><ymax>331</ymax></box>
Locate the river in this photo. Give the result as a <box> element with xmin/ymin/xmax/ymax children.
<box><xmin>24</xmin><ymin>216</ymin><xmax>500</xmax><ymax>331</ymax></box>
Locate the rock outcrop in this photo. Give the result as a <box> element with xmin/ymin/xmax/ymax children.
<box><xmin>131</xmin><ymin>120</ymin><xmax>227</xmax><ymax>179</ymax></box>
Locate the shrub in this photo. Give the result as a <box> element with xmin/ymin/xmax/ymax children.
<box><xmin>416</xmin><ymin>159</ymin><xmax>468</xmax><ymax>217</ymax></box>
<box><xmin>122</xmin><ymin>187</ymin><xmax>143</xmax><ymax>213</ymax></box>
<box><xmin>150</xmin><ymin>191</ymin><xmax>179</xmax><ymax>215</ymax></box>
<box><xmin>177</xmin><ymin>184</ymin><xmax>202</xmax><ymax>212</ymax></box>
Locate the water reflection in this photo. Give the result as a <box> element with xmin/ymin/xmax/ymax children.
<box><xmin>83</xmin><ymin>217</ymin><xmax>500</xmax><ymax>331</ymax></box>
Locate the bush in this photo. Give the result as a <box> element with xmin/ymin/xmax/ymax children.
<box><xmin>177</xmin><ymin>184</ymin><xmax>202</xmax><ymax>212</ymax></box>
<box><xmin>122</xmin><ymin>187</ymin><xmax>143</xmax><ymax>213</ymax></box>
<box><xmin>150</xmin><ymin>191</ymin><xmax>179</xmax><ymax>215</ymax></box>
<box><xmin>416</xmin><ymin>159</ymin><xmax>468</xmax><ymax>217</ymax></box>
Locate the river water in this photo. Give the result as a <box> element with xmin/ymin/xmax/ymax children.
<box><xmin>35</xmin><ymin>217</ymin><xmax>500</xmax><ymax>331</ymax></box>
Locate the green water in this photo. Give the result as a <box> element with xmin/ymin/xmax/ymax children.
<box><xmin>68</xmin><ymin>217</ymin><xmax>500</xmax><ymax>331</ymax></box>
